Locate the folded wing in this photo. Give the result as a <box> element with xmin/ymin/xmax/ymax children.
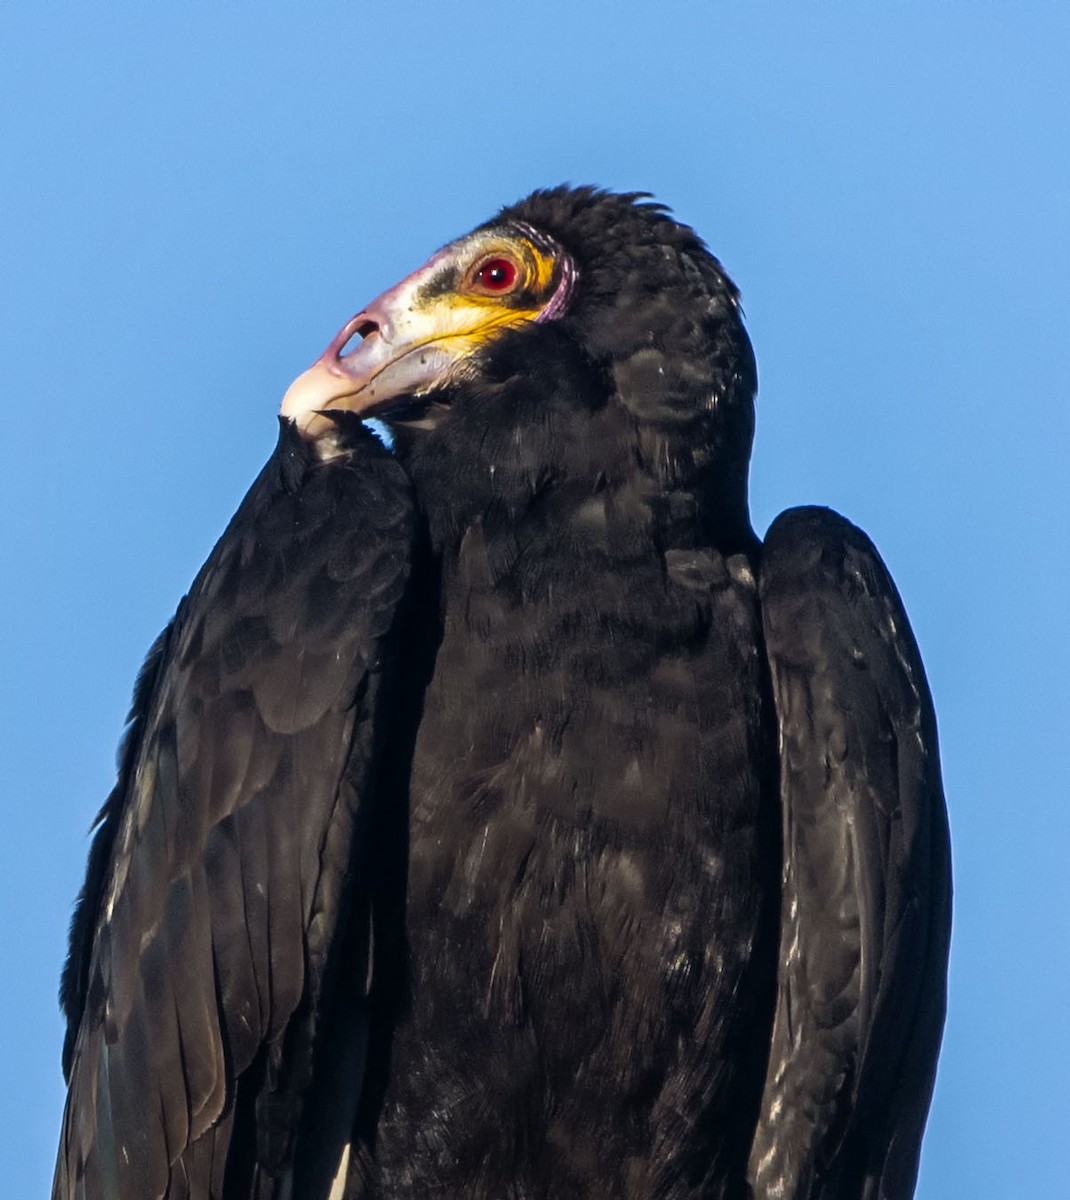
<box><xmin>749</xmin><ymin>506</ymin><xmax>952</xmax><ymax>1200</ymax></box>
<box><xmin>54</xmin><ymin>420</ymin><xmax>416</xmax><ymax>1200</ymax></box>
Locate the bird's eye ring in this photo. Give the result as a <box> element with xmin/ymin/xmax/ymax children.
<box><xmin>472</xmin><ymin>256</ymin><xmax>520</xmax><ymax>294</ymax></box>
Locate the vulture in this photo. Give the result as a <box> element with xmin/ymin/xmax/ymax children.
<box><xmin>54</xmin><ymin>186</ymin><xmax>951</xmax><ymax>1200</ymax></box>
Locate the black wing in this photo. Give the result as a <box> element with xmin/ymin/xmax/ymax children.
<box><xmin>748</xmin><ymin>507</ymin><xmax>951</xmax><ymax>1200</ymax></box>
<box><xmin>55</xmin><ymin>419</ymin><xmax>416</xmax><ymax>1200</ymax></box>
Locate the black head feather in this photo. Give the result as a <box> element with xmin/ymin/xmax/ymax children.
<box><xmin>498</xmin><ymin>186</ymin><xmax>754</xmax><ymax>423</ymax></box>
<box><xmin>394</xmin><ymin>186</ymin><xmax>757</xmax><ymax>552</ymax></box>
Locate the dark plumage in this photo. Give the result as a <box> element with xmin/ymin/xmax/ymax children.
<box><xmin>55</xmin><ymin>187</ymin><xmax>950</xmax><ymax>1200</ymax></box>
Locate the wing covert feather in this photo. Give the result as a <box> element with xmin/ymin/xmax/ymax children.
<box><xmin>749</xmin><ymin>506</ymin><xmax>951</xmax><ymax>1200</ymax></box>
<box><xmin>55</xmin><ymin>421</ymin><xmax>416</xmax><ymax>1199</ymax></box>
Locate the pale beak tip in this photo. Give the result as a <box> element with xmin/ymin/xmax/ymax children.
<box><xmin>279</xmin><ymin>361</ymin><xmax>358</xmax><ymax>438</ymax></box>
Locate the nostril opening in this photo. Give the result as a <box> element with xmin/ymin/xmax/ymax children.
<box><xmin>339</xmin><ymin>320</ymin><xmax>380</xmax><ymax>357</ymax></box>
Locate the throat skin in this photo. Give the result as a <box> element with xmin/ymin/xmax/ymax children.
<box><xmin>353</xmin><ymin>412</ymin><xmax>782</xmax><ymax>1198</ymax></box>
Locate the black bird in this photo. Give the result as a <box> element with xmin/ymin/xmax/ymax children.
<box><xmin>55</xmin><ymin>187</ymin><xmax>951</xmax><ymax>1200</ymax></box>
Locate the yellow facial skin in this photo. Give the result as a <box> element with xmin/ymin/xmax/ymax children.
<box><xmin>280</xmin><ymin>229</ymin><xmax>565</xmax><ymax>440</ymax></box>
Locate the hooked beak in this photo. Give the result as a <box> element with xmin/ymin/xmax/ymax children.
<box><xmin>280</xmin><ymin>227</ymin><xmax>573</xmax><ymax>440</ymax></box>
<box><xmin>281</xmin><ymin>247</ymin><xmax>469</xmax><ymax>438</ymax></box>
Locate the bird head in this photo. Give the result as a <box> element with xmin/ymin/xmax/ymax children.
<box><xmin>281</xmin><ymin>187</ymin><xmax>757</xmax><ymax>544</ymax></box>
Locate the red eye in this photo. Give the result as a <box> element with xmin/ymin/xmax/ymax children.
<box><xmin>475</xmin><ymin>257</ymin><xmax>519</xmax><ymax>292</ymax></box>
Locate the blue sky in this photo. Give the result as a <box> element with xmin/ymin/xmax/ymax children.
<box><xmin>3</xmin><ymin>4</ymin><xmax>1067</xmax><ymax>1195</ymax></box>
